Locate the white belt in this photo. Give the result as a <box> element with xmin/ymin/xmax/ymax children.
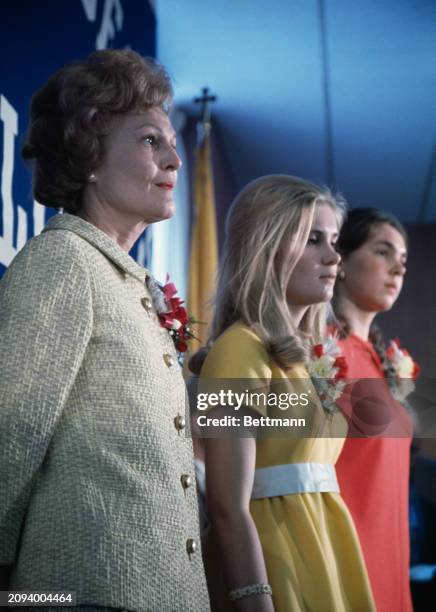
<box><xmin>251</xmin><ymin>462</ymin><xmax>340</xmax><ymax>499</ymax></box>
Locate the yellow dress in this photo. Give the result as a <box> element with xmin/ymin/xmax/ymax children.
<box><xmin>200</xmin><ymin>322</ymin><xmax>375</xmax><ymax>612</ymax></box>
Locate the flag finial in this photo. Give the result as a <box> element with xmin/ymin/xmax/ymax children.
<box><xmin>194</xmin><ymin>87</ymin><xmax>217</xmax><ymax>140</ymax></box>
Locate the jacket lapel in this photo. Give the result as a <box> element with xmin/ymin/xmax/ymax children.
<box><xmin>42</xmin><ymin>213</ymin><xmax>150</xmax><ymax>283</ymax></box>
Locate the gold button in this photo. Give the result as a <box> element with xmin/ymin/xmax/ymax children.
<box><xmin>163</xmin><ymin>353</ymin><xmax>175</xmax><ymax>367</ymax></box>
<box><xmin>181</xmin><ymin>474</ymin><xmax>193</xmax><ymax>489</ymax></box>
<box><xmin>141</xmin><ymin>297</ymin><xmax>152</xmax><ymax>312</ymax></box>
<box><xmin>174</xmin><ymin>414</ymin><xmax>186</xmax><ymax>431</ymax></box>
<box><xmin>186</xmin><ymin>538</ymin><xmax>197</xmax><ymax>555</ymax></box>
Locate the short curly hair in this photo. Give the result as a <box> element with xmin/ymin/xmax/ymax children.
<box><xmin>22</xmin><ymin>49</ymin><xmax>173</xmax><ymax>213</ymax></box>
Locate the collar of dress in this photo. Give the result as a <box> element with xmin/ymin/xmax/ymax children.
<box><xmin>42</xmin><ymin>212</ymin><xmax>149</xmax><ymax>283</ymax></box>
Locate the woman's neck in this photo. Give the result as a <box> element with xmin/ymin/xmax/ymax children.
<box><xmin>336</xmin><ymin>296</ymin><xmax>376</xmax><ymax>341</ymax></box>
<box><xmin>76</xmin><ymin>205</ymin><xmax>147</xmax><ymax>253</ymax></box>
<box><xmin>288</xmin><ymin>304</ymin><xmax>308</xmax><ymax>328</ymax></box>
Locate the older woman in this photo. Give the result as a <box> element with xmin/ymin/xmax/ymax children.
<box><xmin>0</xmin><ymin>50</ymin><xmax>210</xmax><ymax>612</ymax></box>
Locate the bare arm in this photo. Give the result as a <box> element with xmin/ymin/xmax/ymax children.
<box><xmin>205</xmin><ymin>407</ymin><xmax>275</xmax><ymax>612</ymax></box>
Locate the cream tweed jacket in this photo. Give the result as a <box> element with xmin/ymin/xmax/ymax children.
<box><xmin>0</xmin><ymin>214</ymin><xmax>210</xmax><ymax>612</ymax></box>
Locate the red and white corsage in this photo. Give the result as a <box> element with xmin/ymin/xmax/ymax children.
<box><xmin>147</xmin><ymin>274</ymin><xmax>196</xmax><ymax>354</ymax></box>
<box><xmin>307</xmin><ymin>335</ymin><xmax>348</xmax><ymax>417</ymax></box>
<box><xmin>384</xmin><ymin>338</ymin><xmax>420</xmax><ymax>401</ymax></box>
<box><xmin>386</xmin><ymin>339</ymin><xmax>420</xmax><ymax>379</ymax></box>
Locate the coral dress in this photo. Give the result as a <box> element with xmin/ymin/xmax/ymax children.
<box><xmin>200</xmin><ymin>323</ymin><xmax>375</xmax><ymax>612</ymax></box>
<box><xmin>335</xmin><ymin>333</ymin><xmax>413</xmax><ymax>612</ymax></box>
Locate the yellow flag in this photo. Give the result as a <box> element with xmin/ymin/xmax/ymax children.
<box><xmin>187</xmin><ymin>132</ymin><xmax>218</xmax><ymax>352</ymax></box>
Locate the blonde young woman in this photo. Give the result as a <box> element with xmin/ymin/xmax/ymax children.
<box><xmin>194</xmin><ymin>176</ymin><xmax>376</xmax><ymax>612</ymax></box>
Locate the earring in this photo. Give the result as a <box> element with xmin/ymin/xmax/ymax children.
<box><xmin>88</xmin><ymin>173</ymin><xmax>97</xmax><ymax>182</ymax></box>
<box><xmin>338</xmin><ymin>269</ymin><xmax>346</xmax><ymax>280</ymax></box>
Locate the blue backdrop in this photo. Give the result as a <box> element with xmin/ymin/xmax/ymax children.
<box><xmin>0</xmin><ymin>0</ymin><xmax>156</xmax><ymax>278</ymax></box>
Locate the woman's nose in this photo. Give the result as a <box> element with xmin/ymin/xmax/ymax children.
<box><xmin>391</xmin><ymin>259</ymin><xmax>406</xmax><ymax>276</ymax></box>
<box><xmin>322</xmin><ymin>244</ymin><xmax>341</xmax><ymax>265</ymax></box>
<box><xmin>162</xmin><ymin>144</ymin><xmax>182</xmax><ymax>171</ymax></box>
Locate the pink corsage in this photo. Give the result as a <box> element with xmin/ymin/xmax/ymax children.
<box><xmin>307</xmin><ymin>335</ymin><xmax>348</xmax><ymax>417</ymax></box>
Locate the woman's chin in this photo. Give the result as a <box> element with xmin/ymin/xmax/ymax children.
<box><xmin>160</xmin><ymin>206</ymin><xmax>175</xmax><ymax>221</ymax></box>
<box><xmin>368</xmin><ymin>296</ymin><xmax>398</xmax><ymax>314</ymax></box>
<box><xmin>320</xmin><ymin>287</ymin><xmax>335</xmax><ymax>303</ymax></box>
<box><xmin>145</xmin><ymin>202</ymin><xmax>176</xmax><ymax>224</ymax></box>
<box><xmin>163</xmin><ymin>199</ymin><xmax>176</xmax><ymax>218</ymax></box>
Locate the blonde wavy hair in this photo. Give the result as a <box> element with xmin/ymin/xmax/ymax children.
<box><xmin>208</xmin><ymin>174</ymin><xmax>345</xmax><ymax>371</ymax></box>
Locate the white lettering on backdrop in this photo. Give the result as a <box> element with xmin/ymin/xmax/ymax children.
<box><xmin>81</xmin><ymin>0</ymin><xmax>124</xmax><ymax>50</ymax></box>
<box><xmin>96</xmin><ymin>0</ymin><xmax>124</xmax><ymax>50</ymax></box>
<box><xmin>1</xmin><ymin>1</ymin><xmax>133</xmax><ymax>270</ymax></box>
<box><xmin>0</xmin><ymin>94</ymin><xmax>46</xmax><ymax>268</ymax></box>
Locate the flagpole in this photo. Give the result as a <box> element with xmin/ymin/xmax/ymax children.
<box><xmin>187</xmin><ymin>87</ymin><xmax>219</xmax><ymax>359</ymax></box>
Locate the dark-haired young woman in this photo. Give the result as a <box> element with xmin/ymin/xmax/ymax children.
<box><xmin>333</xmin><ymin>208</ymin><xmax>417</xmax><ymax>612</ymax></box>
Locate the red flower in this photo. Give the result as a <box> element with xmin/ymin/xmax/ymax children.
<box><xmin>157</xmin><ymin>276</ymin><xmax>196</xmax><ymax>354</ymax></box>
<box><xmin>334</xmin><ymin>356</ymin><xmax>348</xmax><ymax>379</ymax></box>
<box><xmin>313</xmin><ymin>344</ymin><xmax>324</xmax><ymax>358</ymax></box>
<box><xmin>386</xmin><ymin>340</ymin><xmax>402</xmax><ymax>361</ymax></box>
<box><xmin>172</xmin><ymin>303</ymin><xmax>189</xmax><ymax>325</ymax></box>
<box><xmin>386</xmin><ymin>338</ymin><xmax>421</xmax><ymax>381</ymax></box>
<box><xmin>159</xmin><ymin>314</ymin><xmax>175</xmax><ymax>329</ymax></box>
<box><xmin>162</xmin><ymin>280</ymin><xmax>177</xmax><ymax>301</ymax></box>
<box><xmin>176</xmin><ymin>339</ymin><xmax>188</xmax><ymax>353</ymax></box>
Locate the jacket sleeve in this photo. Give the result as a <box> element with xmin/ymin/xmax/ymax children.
<box><xmin>0</xmin><ymin>233</ymin><xmax>93</xmax><ymax>565</ymax></box>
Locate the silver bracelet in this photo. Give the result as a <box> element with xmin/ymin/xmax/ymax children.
<box><xmin>228</xmin><ymin>583</ymin><xmax>273</xmax><ymax>601</ymax></box>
